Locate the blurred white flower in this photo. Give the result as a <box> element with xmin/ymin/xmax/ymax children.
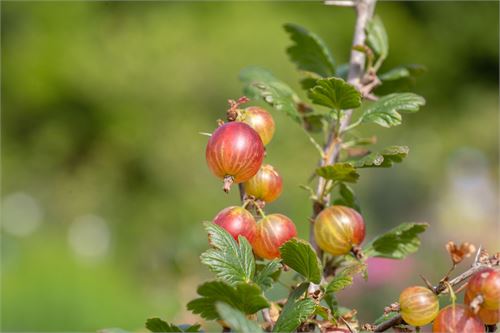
<box><xmin>1</xmin><ymin>192</ymin><xmax>43</xmax><ymax>237</ymax></box>
<box><xmin>68</xmin><ymin>214</ymin><xmax>111</xmax><ymax>260</ymax></box>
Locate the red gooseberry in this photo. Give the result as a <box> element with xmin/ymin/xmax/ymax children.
<box><xmin>244</xmin><ymin>164</ymin><xmax>283</xmax><ymax>203</ymax></box>
<box><xmin>213</xmin><ymin>206</ymin><xmax>257</xmax><ymax>243</ymax></box>
<box><xmin>251</xmin><ymin>214</ymin><xmax>297</xmax><ymax>260</ymax></box>
<box><xmin>465</xmin><ymin>268</ymin><xmax>500</xmax><ymax>312</ymax></box>
<box><xmin>238</xmin><ymin>106</ymin><xmax>275</xmax><ymax>146</ymax></box>
<box><xmin>432</xmin><ymin>304</ymin><xmax>484</xmax><ymax>333</ymax></box>
<box><xmin>205</xmin><ymin>122</ymin><xmax>264</xmax><ymax>192</ymax></box>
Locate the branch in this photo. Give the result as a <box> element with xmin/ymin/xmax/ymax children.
<box><xmin>374</xmin><ymin>250</ymin><xmax>500</xmax><ymax>332</ymax></box>
<box><xmin>309</xmin><ymin>0</ymin><xmax>377</xmax><ymax>254</ymax></box>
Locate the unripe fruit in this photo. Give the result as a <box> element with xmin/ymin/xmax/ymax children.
<box><xmin>465</xmin><ymin>292</ymin><xmax>500</xmax><ymax>324</ymax></box>
<box><xmin>238</xmin><ymin>106</ymin><xmax>275</xmax><ymax>146</ymax></box>
<box><xmin>399</xmin><ymin>286</ymin><xmax>439</xmax><ymax>327</ymax></box>
<box><xmin>244</xmin><ymin>164</ymin><xmax>283</xmax><ymax>203</ymax></box>
<box><xmin>252</xmin><ymin>214</ymin><xmax>297</xmax><ymax>259</ymax></box>
<box><xmin>313</xmin><ymin>205</ymin><xmax>365</xmax><ymax>256</ymax></box>
<box><xmin>213</xmin><ymin>206</ymin><xmax>257</xmax><ymax>243</ymax></box>
<box><xmin>205</xmin><ymin>122</ymin><xmax>265</xmax><ymax>192</ymax></box>
<box><xmin>432</xmin><ymin>304</ymin><xmax>484</xmax><ymax>332</ymax></box>
<box><xmin>465</xmin><ymin>268</ymin><xmax>500</xmax><ymax>311</ymax></box>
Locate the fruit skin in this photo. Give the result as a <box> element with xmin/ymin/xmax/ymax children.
<box><xmin>205</xmin><ymin>122</ymin><xmax>265</xmax><ymax>189</ymax></box>
<box><xmin>432</xmin><ymin>304</ymin><xmax>484</xmax><ymax>332</ymax></box>
<box><xmin>244</xmin><ymin>164</ymin><xmax>283</xmax><ymax>203</ymax></box>
<box><xmin>399</xmin><ymin>286</ymin><xmax>439</xmax><ymax>327</ymax></box>
<box><xmin>313</xmin><ymin>205</ymin><xmax>365</xmax><ymax>255</ymax></box>
<box><xmin>213</xmin><ymin>206</ymin><xmax>257</xmax><ymax>243</ymax></box>
<box><xmin>238</xmin><ymin>106</ymin><xmax>275</xmax><ymax>146</ymax></box>
<box><xmin>465</xmin><ymin>268</ymin><xmax>500</xmax><ymax>312</ymax></box>
<box><xmin>252</xmin><ymin>214</ymin><xmax>297</xmax><ymax>259</ymax></box>
<box><xmin>465</xmin><ymin>292</ymin><xmax>500</xmax><ymax>324</ymax></box>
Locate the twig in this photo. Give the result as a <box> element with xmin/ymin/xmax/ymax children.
<box><xmin>374</xmin><ymin>247</ymin><xmax>499</xmax><ymax>332</ymax></box>
<box><xmin>309</xmin><ymin>0</ymin><xmax>377</xmax><ymax>256</ymax></box>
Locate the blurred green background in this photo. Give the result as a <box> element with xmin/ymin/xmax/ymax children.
<box><xmin>1</xmin><ymin>1</ymin><xmax>498</xmax><ymax>331</ymax></box>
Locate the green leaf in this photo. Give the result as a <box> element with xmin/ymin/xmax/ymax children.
<box><xmin>187</xmin><ymin>281</ymin><xmax>269</xmax><ymax>320</ymax></box>
<box><xmin>350</xmin><ymin>146</ymin><xmax>409</xmax><ymax>168</ymax></box>
<box><xmin>316</xmin><ymin>163</ymin><xmax>359</xmax><ymax>183</ymax></box>
<box><xmin>146</xmin><ymin>318</ymin><xmax>181</xmax><ymax>332</ymax></box>
<box><xmin>325</xmin><ymin>276</ymin><xmax>353</xmax><ymax>293</ymax></box>
<box><xmin>240</xmin><ymin>67</ymin><xmax>301</xmax><ymax>123</ymax></box>
<box><xmin>366</xmin><ymin>16</ymin><xmax>388</xmax><ymax>59</ymax></box>
<box><xmin>373</xmin><ymin>312</ymin><xmax>400</xmax><ymax>325</ymax></box>
<box><xmin>308</xmin><ymin>77</ymin><xmax>361</xmax><ymax>110</ymax></box>
<box><xmin>201</xmin><ymin>222</ymin><xmax>255</xmax><ymax>285</ymax></box>
<box><xmin>145</xmin><ymin>318</ymin><xmax>201</xmax><ymax>333</ymax></box>
<box><xmin>333</xmin><ymin>183</ymin><xmax>360</xmax><ymax>212</ymax></box>
<box><xmin>216</xmin><ymin>303</ymin><xmax>263</xmax><ymax>333</ymax></box>
<box><xmin>379</xmin><ymin>64</ymin><xmax>427</xmax><ymax>81</ymax></box>
<box><xmin>364</xmin><ymin>222</ymin><xmax>429</xmax><ymax>259</ymax></box>
<box><xmin>360</xmin><ymin>93</ymin><xmax>425</xmax><ymax>128</ymax></box>
<box><xmin>280</xmin><ymin>239</ymin><xmax>322</xmax><ymax>284</ymax></box>
<box><xmin>284</xmin><ymin>23</ymin><xmax>335</xmax><ymax>78</ymax></box>
<box><xmin>272</xmin><ymin>283</ymin><xmax>316</xmax><ymax>333</ymax></box>
<box><xmin>325</xmin><ymin>262</ymin><xmax>366</xmax><ymax>293</ymax></box>
<box><xmin>253</xmin><ymin>260</ymin><xmax>282</xmax><ymax>291</ymax></box>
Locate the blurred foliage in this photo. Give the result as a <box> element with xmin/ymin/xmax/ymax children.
<box><xmin>1</xmin><ymin>1</ymin><xmax>498</xmax><ymax>331</ymax></box>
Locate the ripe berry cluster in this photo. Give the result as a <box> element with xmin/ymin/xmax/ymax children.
<box><xmin>205</xmin><ymin>98</ymin><xmax>369</xmax><ymax>261</ymax></box>
<box><xmin>398</xmin><ymin>267</ymin><xmax>500</xmax><ymax>331</ymax></box>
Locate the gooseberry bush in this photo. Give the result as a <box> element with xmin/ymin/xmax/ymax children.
<box><xmin>145</xmin><ymin>1</ymin><xmax>499</xmax><ymax>332</ymax></box>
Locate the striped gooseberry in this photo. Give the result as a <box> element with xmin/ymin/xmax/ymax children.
<box><xmin>432</xmin><ymin>304</ymin><xmax>484</xmax><ymax>332</ymax></box>
<box><xmin>244</xmin><ymin>164</ymin><xmax>283</xmax><ymax>203</ymax></box>
<box><xmin>238</xmin><ymin>106</ymin><xmax>275</xmax><ymax>146</ymax></box>
<box><xmin>465</xmin><ymin>268</ymin><xmax>500</xmax><ymax>312</ymax></box>
<box><xmin>251</xmin><ymin>214</ymin><xmax>297</xmax><ymax>260</ymax></box>
<box><xmin>399</xmin><ymin>286</ymin><xmax>439</xmax><ymax>327</ymax></box>
<box><xmin>213</xmin><ymin>206</ymin><xmax>257</xmax><ymax>243</ymax></box>
<box><xmin>205</xmin><ymin>122</ymin><xmax>264</xmax><ymax>192</ymax></box>
<box><xmin>313</xmin><ymin>205</ymin><xmax>365</xmax><ymax>256</ymax></box>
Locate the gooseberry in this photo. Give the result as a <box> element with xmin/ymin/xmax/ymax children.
<box><xmin>465</xmin><ymin>268</ymin><xmax>500</xmax><ymax>312</ymax></box>
<box><xmin>399</xmin><ymin>286</ymin><xmax>439</xmax><ymax>327</ymax></box>
<box><xmin>251</xmin><ymin>214</ymin><xmax>297</xmax><ymax>259</ymax></box>
<box><xmin>244</xmin><ymin>164</ymin><xmax>283</xmax><ymax>203</ymax></box>
<box><xmin>313</xmin><ymin>205</ymin><xmax>365</xmax><ymax>256</ymax></box>
<box><xmin>432</xmin><ymin>304</ymin><xmax>484</xmax><ymax>332</ymax></box>
<box><xmin>205</xmin><ymin>122</ymin><xmax>264</xmax><ymax>192</ymax></box>
<box><xmin>213</xmin><ymin>206</ymin><xmax>257</xmax><ymax>243</ymax></box>
<box><xmin>465</xmin><ymin>292</ymin><xmax>499</xmax><ymax>325</ymax></box>
<box><xmin>238</xmin><ymin>106</ymin><xmax>275</xmax><ymax>146</ymax></box>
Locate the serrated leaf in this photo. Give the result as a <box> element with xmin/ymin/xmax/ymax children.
<box><xmin>379</xmin><ymin>64</ymin><xmax>427</xmax><ymax>81</ymax></box>
<box><xmin>240</xmin><ymin>66</ymin><xmax>302</xmax><ymax>123</ymax></box>
<box><xmin>316</xmin><ymin>163</ymin><xmax>359</xmax><ymax>183</ymax></box>
<box><xmin>308</xmin><ymin>77</ymin><xmax>361</xmax><ymax>110</ymax></box>
<box><xmin>146</xmin><ymin>318</ymin><xmax>181</xmax><ymax>332</ymax></box>
<box><xmin>350</xmin><ymin>145</ymin><xmax>409</xmax><ymax>168</ymax></box>
<box><xmin>366</xmin><ymin>16</ymin><xmax>388</xmax><ymax>59</ymax></box>
<box><xmin>364</xmin><ymin>222</ymin><xmax>429</xmax><ymax>259</ymax></box>
<box><xmin>284</xmin><ymin>23</ymin><xmax>335</xmax><ymax>78</ymax></box>
<box><xmin>360</xmin><ymin>93</ymin><xmax>425</xmax><ymax>128</ymax></box>
<box><xmin>272</xmin><ymin>282</ymin><xmax>315</xmax><ymax>333</ymax></box>
<box><xmin>325</xmin><ymin>276</ymin><xmax>353</xmax><ymax>293</ymax></box>
<box><xmin>187</xmin><ymin>281</ymin><xmax>269</xmax><ymax>320</ymax></box>
<box><xmin>253</xmin><ymin>260</ymin><xmax>282</xmax><ymax>291</ymax></box>
<box><xmin>216</xmin><ymin>303</ymin><xmax>263</xmax><ymax>333</ymax></box>
<box><xmin>280</xmin><ymin>239</ymin><xmax>322</xmax><ymax>284</ymax></box>
<box><xmin>333</xmin><ymin>183</ymin><xmax>360</xmax><ymax>212</ymax></box>
<box><xmin>201</xmin><ymin>222</ymin><xmax>255</xmax><ymax>285</ymax></box>
<box><xmin>314</xmin><ymin>305</ymin><xmax>331</xmax><ymax>320</ymax></box>
<box><xmin>145</xmin><ymin>318</ymin><xmax>200</xmax><ymax>333</ymax></box>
